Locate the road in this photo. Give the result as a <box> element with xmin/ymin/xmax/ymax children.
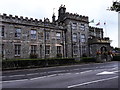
<box><xmin>1</xmin><ymin>61</ymin><xmax>120</xmax><ymax>89</ymax></box>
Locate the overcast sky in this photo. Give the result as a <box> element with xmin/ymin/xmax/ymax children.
<box><xmin>0</xmin><ymin>0</ymin><xmax>118</xmax><ymax>47</ymax></box>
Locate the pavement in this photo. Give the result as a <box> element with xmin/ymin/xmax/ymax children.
<box><xmin>1</xmin><ymin>61</ymin><xmax>120</xmax><ymax>89</ymax></box>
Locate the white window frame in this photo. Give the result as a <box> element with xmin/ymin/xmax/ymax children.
<box><xmin>45</xmin><ymin>31</ymin><xmax>50</xmax><ymax>40</ymax></box>
<box><xmin>31</xmin><ymin>30</ymin><xmax>37</xmax><ymax>39</ymax></box>
<box><xmin>45</xmin><ymin>45</ymin><xmax>50</xmax><ymax>55</ymax></box>
<box><xmin>73</xmin><ymin>33</ymin><xmax>77</xmax><ymax>42</ymax></box>
<box><xmin>56</xmin><ymin>32</ymin><xmax>61</xmax><ymax>40</ymax></box>
<box><xmin>15</xmin><ymin>28</ymin><xmax>21</xmax><ymax>38</ymax></box>
<box><xmin>31</xmin><ymin>45</ymin><xmax>37</xmax><ymax>54</ymax></box>
<box><xmin>72</xmin><ymin>23</ymin><xmax>77</xmax><ymax>30</ymax></box>
<box><xmin>15</xmin><ymin>44</ymin><xmax>21</xmax><ymax>56</ymax></box>
<box><xmin>80</xmin><ymin>24</ymin><xmax>85</xmax><ymax>30</ymax></box>
<box><xmin>81</xmin><ymin>34</ymin><xmax>86</xmax><ymax>42</ymax></box>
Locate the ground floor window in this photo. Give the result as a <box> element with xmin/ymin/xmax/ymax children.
<box><xmin>45</xmin><ymin>45</ymin><xmax>50</xmax><ymax>55</ymax></box>
<box><xmin>15</xmin><ymin>44</ymin><xmax>21</xmax><ymax>56</ymax></box>
<box><xmin>31</xmin><ymin>45</ymin><xmax>37</xmax><ymax>54</ymax></box>
<box><xmin>82</xmin><ymin>46</ymin><xmax>86</xmax><ymax>54</ymax></box>
<box><xmin>73</xmin><ymin>45</ymin><xmax>78</xmax><ymax>55</ymax></box>
<box><xmin>57</xmin><ymin>46</ymin><xmax>61</xmax><ymax>54</ymax></box>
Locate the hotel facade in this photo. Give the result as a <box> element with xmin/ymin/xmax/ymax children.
<box><xmin>0</xmin><ymin>5</ymin><xmax>112</xmax><ymax>60</ymax></box>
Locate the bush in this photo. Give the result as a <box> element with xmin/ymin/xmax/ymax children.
<box><xmin>2</xmin><ymin>57</ymin><xmax>76</xmax><ymax>70</ymax></box>
<box><xmin>80</xmin><ymin>57</ymin><xmax>96</xmax><ymax>62</ymax></box>
<box><xmin>112</xmin><ymin>56</ymin><xmax>120</xmax><ymax>61</ymax></box>
<box><xmin>30</xmin><ymin>53</ymin><xmax>38</xmax><ymax>59</ymax></box>
<box><xmin>56</xmin><ymin>53</ymin><xmax>62</xmax><ymax>58</ymax></box>
<box><xmin>82</xmin><ymin>53</ymin><xmax>87</xmax><ymax>57</ymax></box>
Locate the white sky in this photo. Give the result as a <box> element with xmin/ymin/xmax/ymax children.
<box><xmin>0</xmin><ymin>0</ymin><xmax>118</xmax><ymax>47</ymax></box>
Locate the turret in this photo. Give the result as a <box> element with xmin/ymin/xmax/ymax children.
<box><xmin>58</xmin><ymin>5</ymin><xmax>66</xmax><ymax>22</ymax></box>
<box><xmin>52</xmin><ymin>13</ymin><xmax>56</xmax><ymax>23</ymax></box>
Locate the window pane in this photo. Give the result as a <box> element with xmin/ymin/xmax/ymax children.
<box><xmin>73</xmin><ymin>34</ymin><xmax>77</xmax><ymax>42</ymax></box>
<box><xmin>15</xmin><ymin>28</ymin><xmax>21</xmax><ymax>37</ymax></box>
<box><xmin>46</xmin><ymin>46</ymin><xmax>50</xmax><ymax>54</ymax></box>
<box><xmin>31</xmin><ymin>30</ymin><xmax>37</xmax><ymax>39</ymax></box>
<box><xmin>15</xmin><ymin>45</ymin><xmax>21</xmax><ymax>56</ymax></box>
<box><xmin>45</xmin><ymin>32</ymin><xmax>50</xmax><ymax>40</ymax></box>
<box><xmin>72</xmin><ymin>23</ymin><xmax>77</xmax><ymax>30</ymax></box>
<box><xmin>56</xmin><ymin>32</ymin><xmax>61</xmax><ymax>40</ymax></box>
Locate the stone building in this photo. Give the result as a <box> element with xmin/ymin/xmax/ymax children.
<box><xmin>0</xmin><ymin>5</ymin><xmax>112</xmax><ymax>60</ymax></box>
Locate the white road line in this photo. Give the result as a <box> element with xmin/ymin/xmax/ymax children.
<box><xmin>113</xmin><ymin>70</ymin><xmax>120</xmax><ymax>73</ymax></box>
<box><xmin>65</xmin><ymin>73</ymin><xmax>71</xmax><ymax>75</ymax></box>
<box><xmin>68</xmin><ymin>76</ymin><xmax>118</xmax><ymax>88</ymax></box>
<box><xmin>47</xmin><ymin>74</ymin><xmax>57</xmax><ymax>77</ymax></box>
<box><xmin>80</xmin><ymin>70</ymin><xmax>93</xmax><ymax>74</ymax></box>
<box><xmin>48</xmin><ymin>70</ymin><xmax>65</xmax><ymax>73</ymax></box>
<box><xmin>30</xmin><ymin>76</ymin><xmax>47</xmax><ymax>80</ymax></box>
<box><xmin>27</xmin><ymin>73</ymin><xmax>39</xmax><ymax>76</ymax></box>
<box><xmin>2</xmin><ymin>79</ymin><xmax>28</xmax><ymax>83</ymax></box>
<box><xmin>75</xmin><ymin>73</ymin><xmax>80</xmax><ymax>74</ymax></box>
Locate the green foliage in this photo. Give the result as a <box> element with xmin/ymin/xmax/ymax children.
<box><xmin>80</xmin><ymin>57</ymin><xmax>96</xmax><ymax>62</ymax></box>
<box><xmin>30</xmin><ymin>53</ymin><xmax>38</xmax><ymax>59</ymax></box>
<box><xmin>112</xmin><ymin>56</ymin><xmax>120</xmax><ymax>61</ymax></box>
<box><xmin>2</xmin><ymin>57</ymin><xmax>76</xmax><ymax>70</ymax></box>
<box><xmin>56</xmin><ymin>53</ymin><xmax>62</xmax><ymax>58</ymax></box>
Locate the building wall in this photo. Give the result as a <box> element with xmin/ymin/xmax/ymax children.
<box><xmin>1</xmin><ymin>6</ymin><xmax>112</xmax><ymax>60</ymax></box>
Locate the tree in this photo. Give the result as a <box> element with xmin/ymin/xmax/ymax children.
<box><xmin>109</xmin><ymin>1</ymin><xmax>120</xmax><ymax>12</ymax></box>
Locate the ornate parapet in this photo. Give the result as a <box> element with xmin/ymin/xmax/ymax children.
<box><xmin>65</xmin><ymin>12</ymin><xmax>88</xmax><ymax>22</ymax></box>
<box><xmin>0</xmin><ymin>13</ymin><xmax>65</xmax><ymax>30</ymax></box>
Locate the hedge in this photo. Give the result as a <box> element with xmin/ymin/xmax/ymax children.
<box><xmin>80</xmin><ymin>57</ymin><xmax>96</xmax><ymax>62</ymax></box>
<box><xmin>112</xmin><ymin>56</ymin><xmax>120</xmax><ymax>61</ymax></box>
<box><xmin>2</xmin><ymin>58</ymin><xmax>76</xmax><ymax>70</ymax></box>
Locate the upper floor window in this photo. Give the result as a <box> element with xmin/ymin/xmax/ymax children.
<box><xmin>31</xmin><ymin>30</ymin><xmax>37</xmax><ymax>39</ymax></box>
<box><xmin>80</xmin><ymin>24</ymin><xmax>85</xmax><ymax>30</ymax></box>
<box><xmin>45</xmin><ymin>31</ymin><xmax>50</xmax><ymax>40</ymax></box>
<box><xmin>72</xmin><ymin>23</ymin><xmax>77</xmax><ymax>30</ymax></box>
<box><xmin>2</xmin><ymin>26</ymin><xmax>4</xmax><ymax>37</ymax></box>
<box><xmin>15</xmin><ymin>44</ymin><xmax>21</xmax><ymax>56</ymax></box>
<box><xmin>56</xmin><ymin>32</ymin><xmax>61</xmax><ymax>40</ymax></box>
<box><xmin>81</xmin><ymin>34</ymin><xmax>86</xmax><ymax>42</ymax></box>
<box><xmin>15</xmin><ymin>28</ymin><xmax>21</xmax><ymax>38</ymax></box>
<box><xmin>73</xmin><ymin>33</ymin><xmax>77</xmax><ymax>42</ymax></box>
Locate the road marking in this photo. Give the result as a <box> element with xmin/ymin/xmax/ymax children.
<box><xmin>75</xmin><ymin>73</ymin><xmax>80</xmax><ymax>74</ymax></box>
<box><xmin>68</xmin><ymin>76</ymin><xmax>118</xmax><ymax>88</ymax></box>
<box><xmin>80</xmin><ymin>70</ymin><xmax>92</xmax><ymax>74</ymax></box>
<box><xmin>2</xmin><ymin>79</ymin><xmax>28</xmax><ymax>83</ymax></box>
<box><xmin>47</xmin><ymin>74</ymin><xmax>57</xmax><ymax>77</ymax></box>
<box><xmin>96</xmin><ymin>71</ymin><xmax>116</xmax><ymax>75</ymax></box>
<box><xmin>30</xmin><ymin>76</ymin><xmax>47</xmax><ymax>80</ymax></box>
<box><xmin>27</xmin><ymin>73</ymin><xmax>39</xmax><ymax>76</ymax></box>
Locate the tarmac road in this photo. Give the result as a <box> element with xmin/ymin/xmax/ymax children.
<box><xmin>1</xmin><ymin>61</ymin><xmax>120</xmax><ymax>89</ymax></box>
